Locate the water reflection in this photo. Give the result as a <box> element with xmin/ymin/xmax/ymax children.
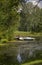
<box><xmin>16</xmin><ymin>41</ymin><xmax>42</xmax><ymax>63</ymax></box>
<box><xmin>0</xmin><ymin>41</ymin><xmax>42</xmax><ymax>65</ymax></box>
<box><xmin>17</xmin><ymin>53</ymin><xmax>22</xmax><ymax>63</ymax></box>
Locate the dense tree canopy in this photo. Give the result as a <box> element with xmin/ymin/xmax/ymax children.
<box><xmin>0</xmin><ymin>0</ymin><xmax>20</xmax><ymax>40</ymax></box>
<box><xmin>0</xmin><ymin>0</ymin><xmax>42</xmax><ymax>40</ymax></box>
<box><xmin>18</xmin><ymin>2</ymin><xmax>42</xmax><ymax>32</ymax></box>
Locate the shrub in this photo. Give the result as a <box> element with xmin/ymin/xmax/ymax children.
<box><xmin>1</xmin><ymin>39</ymin><xmax>8</xmax><ymax>43</ymax></box>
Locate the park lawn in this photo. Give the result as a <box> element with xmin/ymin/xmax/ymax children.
<box><xmin>22</xmin><ymin>60</ymin><xmax>42</xmax><ymax>65</ymax></box>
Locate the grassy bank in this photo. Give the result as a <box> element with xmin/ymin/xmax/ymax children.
<box><xmin>22</xmin><ymin>60</ymin><xmax>42</xmax><ymax>65</ymax></box>
<box><xmin>0</xmin><ymin>31</ymin><xmax>42</xmax><ymax>43</ymax></box>
<box><xmin>14</xmin><ymin>31</ymin><xmax>42</xmax><ymax>37</ymax></box>
<box><xmin>13</xmin><ymin>31</ymin><xmax>42</xmax><ymax>42</ymax></box>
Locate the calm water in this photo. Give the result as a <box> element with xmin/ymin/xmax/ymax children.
<box><xmin>0</xmin><ymin>41</ymin><xmax>42</xmax><ymax>65</ymax></box>
<box><xmin>7</xmin><ymin>41</ymin><xmax>42</xmax><ymax>63</ymax></box>
<box><xmin>14</xmin><ymin>41</ymin><xmax>42</xmax><ymax>63</ymax></box>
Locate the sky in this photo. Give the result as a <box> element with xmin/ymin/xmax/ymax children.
<box><xmin>26</xmin><ymin>0</ymin><xmax>42</xmax><ymax>8</ymax></box>
<box><xmin>38</xmin><ymin>1</ymin><xmax>42</xmax><ymax>8</ymax></box>
<box><xmin>17</xmin><ymin>0</ymin><xmax>42</xmax><ymax>13</ymax></box>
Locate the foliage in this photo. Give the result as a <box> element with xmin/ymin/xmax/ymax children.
<box><xmin>0</xmin><ymin>0</ymin><xmax>20</xmax><ymax>40</ymax></box>
<box><xmin>0</xmin><ymin>0</ymin><xmax>42</xmax><ymax>40</ymax></box>
<box><xmin>1</xmin><ymin>39</ymin><xmax>8</xmax><ymax>43</ymax></box>
<box><xmin>19</xmin><ymin>2</ymin><xmax>42</xmax><ymax>32</ymax></box>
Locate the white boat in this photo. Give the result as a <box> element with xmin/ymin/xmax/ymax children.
<box><xmin>19</xmin><ymin>37</ymin><xmax>35</xmax><ymax>41</ymax></box>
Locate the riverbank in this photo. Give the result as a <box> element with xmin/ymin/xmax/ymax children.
<box><xmin>22</xmin><ymin>60</ymin><xmax>42</xmax><ymax>65</ymax></box>
<box><xmin>0</xmin><ymin>31</ymin><xmax>42</xmax><ymax>43</ymax></box>
<box><xmin>14</xmin><ymin>31</ymin><xmax>42</xmax><ymax>37</ymax></box>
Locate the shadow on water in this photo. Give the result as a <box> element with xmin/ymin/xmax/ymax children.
<box><xmin>0</xmin><ymin>40</ymin><xmax>42</xmax><ymax>65</ymax></box>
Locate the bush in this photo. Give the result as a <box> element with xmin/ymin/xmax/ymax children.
<box><xmin>1</xmin><ymin>39</ymin><xmax>8</xmax><ymax>43</ymax></box>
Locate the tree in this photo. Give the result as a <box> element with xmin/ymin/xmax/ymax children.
<box><xmin>18</xmin><ymin>1</ymin><xmax>42</xmax><ymax>32</ymax></box>
<box><xmin>18</xmin><ymin>2</ymin><xmax>34</xmax><ymax>31</ymax></box>
<box><xmin>0</xmin><ymin>0</ymin><xmax>20</xmax><ymax>40</ymax></box>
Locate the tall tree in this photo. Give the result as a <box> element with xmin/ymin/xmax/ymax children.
<box><xmin>0</xmin><ymin>0</ymin><xmax>20</xmax><ymax>40</ymax></box>
<box><xmin>19</xmin><ymin>2</ymin><xmax>42</xmax><ymax>32</ymax></box>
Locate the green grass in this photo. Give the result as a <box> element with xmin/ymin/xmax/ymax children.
<box><xmin>22</xmin><ymin>60</ymin><xmax>42</xmax><ymax>65</ymax></box>
<box><xmin>0</xmin><ymin>31</ymin><xmax>42</xmax><ymax>42</ymax></box>
<box><xmin>14</xmin><ymin>31</ymin><xmax>42</xmax><ymax>37</ymax></box>
<box><xmin>0</xmin><ymin>43</ymin><xmax>7</xmax><ymax>46</ymax></box>
<box><xmin>13</xmin><ymin>31</ymin><xmax>42</xmax><ymax>41</ymax></box>
<box><xmin>0</xmin><ymin>31</ymin><xmax>42</xmax><ymax>37</ymax></box>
